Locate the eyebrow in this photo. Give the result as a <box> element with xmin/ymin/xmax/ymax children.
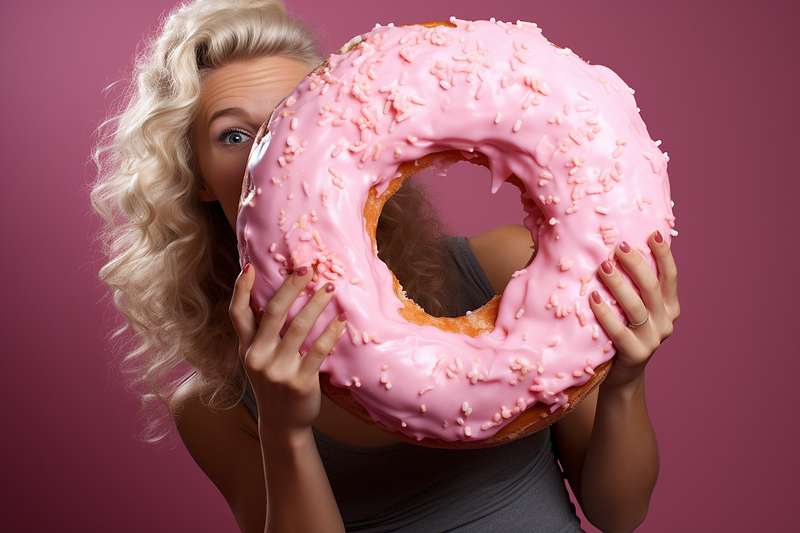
<box><xmin>207</xmin><ymin>107</ymin><xmax>249</xmax><ymax>127</ymax></box>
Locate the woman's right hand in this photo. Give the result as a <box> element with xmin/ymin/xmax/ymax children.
<box><xmin>229</xmin><ymin>264</ymin><xmax>347</xmax><ymax>437</ymax></box>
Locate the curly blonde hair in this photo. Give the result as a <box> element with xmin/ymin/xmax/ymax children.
<box><xmin>93</xmin><ymin>0</ymin><xmax>454</xmax><ymax>442</ymax></box>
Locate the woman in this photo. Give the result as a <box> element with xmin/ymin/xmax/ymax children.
<box><xmin>93</xmin><ymin>1</ymin><xmax>679</xmax><ymax>532</ymax></box>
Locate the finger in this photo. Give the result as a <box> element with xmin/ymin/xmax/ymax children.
<box><xmin>301</xmin><ymin>311</ymin><xmax>348</xmax><ymax>378</ymax></box>
<box><xmin>611</xmin><ymin>241</ymin><xmax>668</xmax><ymax>324</ymax></box>
<box><xmin>251</xmin><ymin>267</ymin><xmax>314</xmax><ymax>352</ymax></box>
<box><xmin>277</xmin><ymin>282</ymin><xmax>338</xmax><ymax>357</ymax></box>
<box><xmin>598</xmin><ymin>259</ymin><xmax>651</xmax><ymax>327</ymax></box>
<box><xmin>229</xmin><ymin>264</ymin><xmax>258</xmax><ymax>351</ymax></box>
<box><xmin>589</xmin><ymin>290</ymin><xmax>634</xmax><ymax>352</ymax></box>
<box><xmin>649</xmin><ymin>230</ymin><xmax>680</xmax><ymax>321</ymax></box>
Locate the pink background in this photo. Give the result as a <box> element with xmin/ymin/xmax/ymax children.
<box><xmin>2</xmin><ymin>0</ymin><xmax>797</xmax><ymax>531</ymax></box>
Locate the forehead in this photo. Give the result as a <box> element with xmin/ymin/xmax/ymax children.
<box><xmin>196</xmin><ymin>56</ymin><xmax>310</xmax><ymax>125</ymax></box>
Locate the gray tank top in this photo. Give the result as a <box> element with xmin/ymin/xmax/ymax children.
<box><xmin>243</xmin><ymin>237</ymin><xmax>584</xmax><ymax>532</ymax></box>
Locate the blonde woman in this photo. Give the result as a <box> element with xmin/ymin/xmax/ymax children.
<box><xmin>93</xmin><ymin>1</ymin><xmax>679</xmax><ymax>531</ymax></box>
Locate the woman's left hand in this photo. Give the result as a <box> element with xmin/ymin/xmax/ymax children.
<box><xmin>588</xmin><ymin>230</ymin><xmax>680</xmax><ymax>389</ymax></box>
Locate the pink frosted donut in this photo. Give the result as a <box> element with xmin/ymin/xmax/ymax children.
<box><xmin>236</xmin><ymin>19</ymin><xmax>674</xmax><ymax>447</ymax></box>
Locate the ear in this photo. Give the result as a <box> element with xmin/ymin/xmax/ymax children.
<box><xmin>198</xmin><ymin>182</ymin><xmax>218</xmax><ymax>203</ymax></box>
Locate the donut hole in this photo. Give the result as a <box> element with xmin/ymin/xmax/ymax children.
<box><xmin>365</xmin><ymin>150</ymin><xmax>531</xmax><ymax>337</ymax></box>
<box><xmin>427</xmin><ymin>158</ymin><xmax>527</xmax><ymax>238</ymax></box>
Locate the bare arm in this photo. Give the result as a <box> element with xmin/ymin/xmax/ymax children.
<box><xmin>174</xmin><ymin>266</ymin><xmax>347</xmax><ymax>533</ymax></box>
<box><xmin>553</xmin><ymin>376</ymin><xmax>658</xmax><ymax>533</ymax></box>
<box><xmin>554</xmin><ymin>231</ymin><xmax>677</xmax><ymax>533</ymax></box>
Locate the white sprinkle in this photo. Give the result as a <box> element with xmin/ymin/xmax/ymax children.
<box><xmin>513</xmin><ymin>120</ymin><xmax>522</xmax><ymax>132</ymax></box>
<box><xmin>475</xmin><ymin>82</ymin><xmax>488</xmax><ymax>99</ymax></box>
<box><xmin>440</xmin><ymin>80</ymin><xmax>452</xmax><ymax>90</ymax></box>
<box><xmin>592</xmin><ymin>325</ymin><xmax>600</xmax><ymax>339</ymax></box>
<box><xmin>595</xmin><ymin>206</ymin><xmax>610</xmax><ymax>215</ymax></box>
<box><xmin>495</xmin><ymin>112</ymin><xmax>502</xmax><ymax>124</ymax></box>
<box><xmin>670</xmin><ymin>229</ymin><xmax>679</xmax><ymax>236</ymax></box>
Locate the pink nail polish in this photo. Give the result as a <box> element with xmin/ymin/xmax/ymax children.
<box><xmin>338</xmin><ymin>312</ymin><xmax>347</xmax><ymax>322</ymax></box>
<box><xmin>619</xmin><ymin>241</ymin><xmax>631</xmax><ymax>254</ymax></box>
<box><xmin>601</xmin><ymin>261</ymin><xmax>613</xmax><ymax>275</ymax></box>
<box><xmin>243</xmin><ymin>263</ymin><xmax>251</xmax><ymax>274</ymax></box>
<box><xmin>325</xmin><ymin>283</ymin><xmax>335</xmax><ymax>293</ymax></box>
<box><xmin>591</xmin><ymin>291</ymin><xmax>602</xmax><ymax>304</ymax></box>
<box><xmin>654</xmin><ymin>230</ymin><xmax>664</xmax><ymax>244</ymax></box>
<box><xmin>295</xmin><ymin>266</ymin><xmax>308</xmax><ymax>276</ymax></box>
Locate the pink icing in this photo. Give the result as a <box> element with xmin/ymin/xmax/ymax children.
<box><xmin>237</xmin><ymin>19</ymin><xmax>673</xmax><ymax>443</ymax></box>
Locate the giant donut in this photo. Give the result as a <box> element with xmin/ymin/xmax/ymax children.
<box><xmin>236</xmin><ymin>18</ymin><xmax>674</xmax><ymax>447</ymax></box>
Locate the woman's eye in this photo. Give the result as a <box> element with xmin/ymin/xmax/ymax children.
<box><xmin>220</xmin><ymin>129</ymin><xmax>251</xmax><ymax>146</ymax></box>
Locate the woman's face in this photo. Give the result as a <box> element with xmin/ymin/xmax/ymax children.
<box><xmin>194</xmin><ymin>56</ymin><xmax>310</xmax><ymax>228</ymax></box>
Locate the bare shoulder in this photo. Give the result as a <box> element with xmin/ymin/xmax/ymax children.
<box><xmin>466</xmin><ymin>224</ymin><xmax>534</xmax><ymax>294</ymax></box>
<box><xmin>171</xmin><ymin>376</ymin><xmax>255</xmax><ymax>433</ymax></box>
<box><xmin>171</xmin><ymin>375</ymin><xmax>266</xmax><ymax>533</ymax></box>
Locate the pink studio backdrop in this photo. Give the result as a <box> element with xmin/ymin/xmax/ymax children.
<box><xmin>1</xmin><ymin>0</ymin><xmax>797</xmax><ymax>531</ymax></box>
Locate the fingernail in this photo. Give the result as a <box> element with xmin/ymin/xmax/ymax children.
<box><xmin>591</xmin><ymin>290</ymin><xmax>602</xmax><ymax>304</ymax></box>
<box><xmin>295</xmin><ymin>266</ymin><xmax>308</xmax><ymax>276</ymax></box>
<box><xmin>654</xmin><ymin>230</ymin><xmax>664</xmax><ymax>244</ymax></box>
<box><xmin>601</xmin><ymin>261</ymin><xmax>613</xmax><ymax>275</ymax></box>
<box><xmin>619</xmin><ymin>241</ymin><xmax>631</xmax><ymax>254</ymax></box>
<box><xmin>325</xmin><ymin>282</ymin><xmax>335</xmax><ymax>293</ymax></box>
<box><xmin>243</xmin><ymin>263</ymin><xmax>251</xmax><ymax>274</ymax></box>
<box><xmin>338</xmin><ymin>312</ymin><xmax>347</xmax><ymax>322</ymax></box>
